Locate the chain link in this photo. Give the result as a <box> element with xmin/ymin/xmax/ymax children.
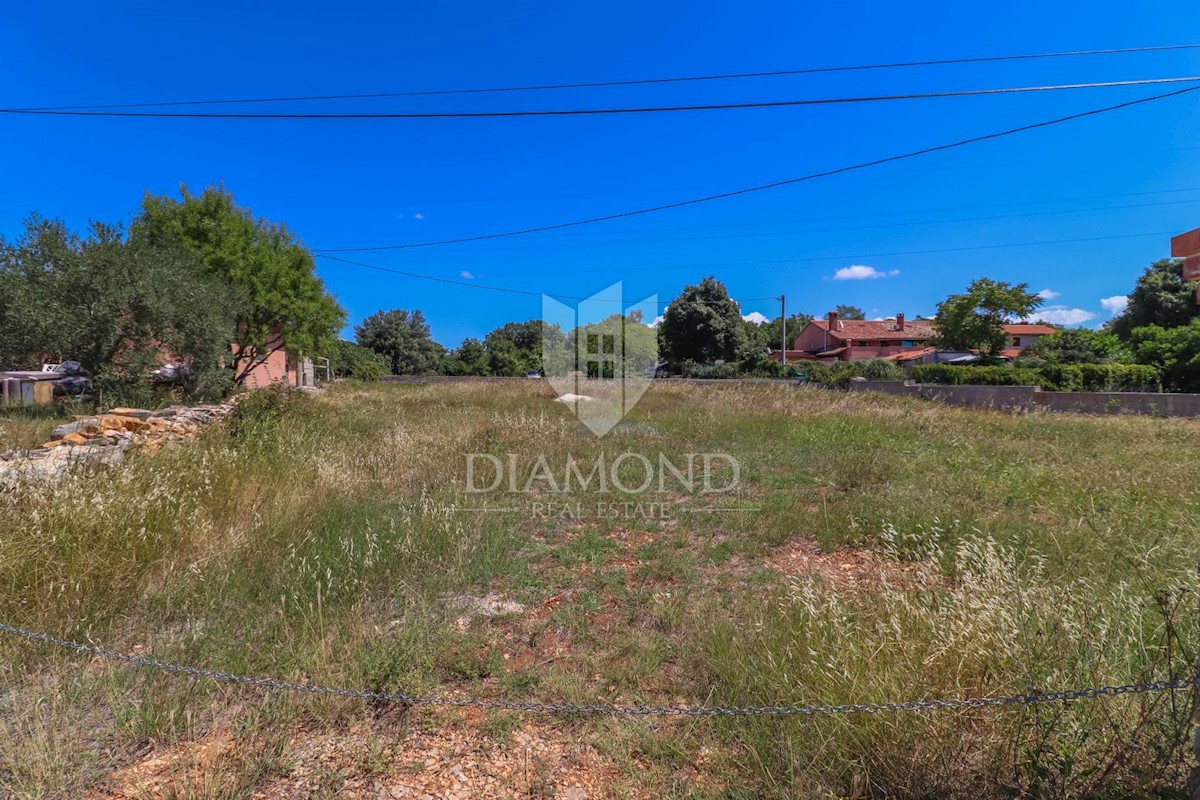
<box><xmin>2</xmin><ymin>622</ymin><xmax>1197</xmax><ymax>718</ymax></box>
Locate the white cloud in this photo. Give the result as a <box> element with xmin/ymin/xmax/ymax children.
<box><xmin>647</xmin><ymin>315</ymin><xmax>664</xmax><ymax>328</ymax></box>
<box><xmin>1032</xmin><ymin>305</ymin><xmax>1096</xmax><ymax>326</ymax></box>
<box><xmin>1036</xmin><ymin>289</ymin><xmax>1061</xmax><ymax>300</ymax></box>
<box><xmin>1100</xmin><ymin>295</ymin><xmax>1128</xmax><ymax>315</ymax></box>
<box><xmin>832</xmin><ymin>265</ymin><xmax>900</xmax><ymax>281</ymax></box>
<box><xmin>460</xmin><ymin>270</ymin><xmax>475</xmax><ymax>279</ymax></box>
<box><xmin>742</xmin><ymin>311</ymin><xmax>769</xmax><ymax>325</ymax></box>
<box><xmin>414</xmin><ymin>212</ymin><xmax>425</xmax><ymax>220</ymax></box>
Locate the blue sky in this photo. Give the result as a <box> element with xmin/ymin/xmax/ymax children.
<box><xmin>3</xmin><ymin>1</ymin><xmax>1199</xmax><ymax>346</ymax></box>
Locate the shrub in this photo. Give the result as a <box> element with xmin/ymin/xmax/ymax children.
<box><xmin>679</xmin><ymin>361</ymin><xmax>741</xmax><ymax>379</ymax></box>
<box><xmin>911</xmin><ymin>364</ymin><xmax>1044</xmax><ymax>388</ymax></box>
<box><xmin>911</xmin><ymin>364</ymin><xmax>1161</xmax><ymax>392</ymax></box>
<box><xmin>1076</xmin><ymin>363</ymin><xmax>1159</xmax><ymax>392</ymax></box>
<box><xmin>737</xmin><ymin>357</ymin><xmax>792</xmax><ymax>378</ymax></box>
<box><xmin>1035</xmin><ymin>364</ymin><xmax>1083</xmax><ymax>392</ymax></box>
<box><xmin>227</xmin><ymin>385</ymin><xmax>309</xmax><ymax>441</ymax></box>
<box><xmin>805</xmin><ymin>359</ymin><xmax>902</xmax><ymax>388</ymax></box>
<box><xmin>329</xmin><ymin>340</ymin><xmax>390</xmax><ymax>381</ymax></box>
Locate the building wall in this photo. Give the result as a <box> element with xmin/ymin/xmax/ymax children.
<box><xmin>239</xmin><ymin>333</ymin><xmax>300</xmax><ymax>389</ymax></box>
<box><xmin>794</xmin><ymin>322</ymin><xmax>834</xmax><ymax>353</ymax></box>
<box><xmin>1008</xmin><ymin>334</ymin><xmax>1046</xmax><ymax>351</ymax></box>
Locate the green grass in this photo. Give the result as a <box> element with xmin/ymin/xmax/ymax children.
<box><xmin>2</xmin><ymin>381</ymin><xmax>1199</xmax><ymax>798</ymax></box>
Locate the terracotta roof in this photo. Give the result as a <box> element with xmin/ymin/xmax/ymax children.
<box><xmin>883</xmin><ymin>347</ymin><xmax>939</xmax><ymax>362</ymax></box>
<box><xmin>811</xmin><ymin>318</ymin><xmax>937</xmax><ymax>341</ymax></box>
<box><xmin>1003</xmin><ymin>324</ymin><xmax>1056</xmax><ymax>335</ymax></box>
<box><xmin>999</xmin><ymin>349</ymin><xmax>1022</xmax><ymax>359</ymax></box>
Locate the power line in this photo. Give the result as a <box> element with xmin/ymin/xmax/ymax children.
<box><xmin>318</xmin><ymin>231</ymin><xmax>1175</xmax><ymax>289</ymax></box>
<box><xmin>323</xmin><ymin>197</ymin><xmax>1200</xmax><ymax>254</ymax></box>
<box><xmin>5</xmin><ymin>76</ymin><xmax>1200</xmax><ymax>120</ymax></box>
<box><xmin>315</xmin><ymin>85</ymin><xmax>1200</xmax><ymax>253</ymax></box>
<box><xmin>13</xmin><ymin>43</ymin><xmax>1200</xmax><ymax>110</ymax></box>
<box><xmin>315</xmin><ymin>253</ymin><xmax>775</xmax><ymax>306</ymax></box>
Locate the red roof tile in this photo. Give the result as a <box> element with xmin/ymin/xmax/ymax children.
<box><xmin>884</xmin><ymin>347</ymin><xmax>939</xmax><ymax>362</ymax></box>
<box><xmin>811</xmin><ymin>318</ymin><xmax>937</xmax><ymax>341</ymax></box>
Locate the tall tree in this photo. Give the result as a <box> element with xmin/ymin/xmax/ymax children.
<box><xmin>1129</xmin><ymin>319</ymin><xmax>1200</xmax><ymax>392</ymax></box>
<box><xmin>1107</xmin><ymin>258</ymin><xmax>1197</xmax><ymax>339</ymax></box>
<box><xmin>132</xmin><ymin>185</ymin><xmax>345</xmax><ymax>383</ymax></box>
<box><xmin>355</xmin><ymin>309</ymin><xmax>445</xmax><ymax>375</ymax></box>
<box><xmin>933</xmin><ymin>278</ymin><xmax>1043</xmax><ymax>355</ymax></box>
<box><xmin>443</xmin><ymin>338</ymin><xmax>490</xmax><ymax>376</ymax></box>
<box><xmin>833</xmin><ymin>304</ymin><xmax>866</xmax><ymax>321</ymax></box>
<box><xmin>658</xmin><ymin>277</ymin><xmax>745</xmax><ymax>364</ymax></box>
<box><xmin>762</xmin><ymin>312</ymin><xmax>813</xmax><ymax>350</ymax></box>
<box><xmin>0</xmin><ymin>215</ymin><xmax>236</xmax><ymax>393</ymax></box>
<box><xmin>482</xmin><ymin>320</ymin><xmax>560</xmax><ymax>376</ymax></box>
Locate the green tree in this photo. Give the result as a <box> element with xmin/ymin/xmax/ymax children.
<box><xmin>0</xmin><ymin>215</ymin><xmax>236</xmax><ymax>395</ymax></box>
<box><xmin>443</xmin><ymin>338</ymin><xmax>490</xmax><ymax>376</ymax></box>
<box><xmin>329</xmin><ymin>339</ymin><xmax>389</xmax><ymax>380</ymax></box>
<box><xmin>565</xmin><ymin>312</ymin><xmax>658</xmax><ymax>379</ymax></box>
<box><xmin>132</xmin><ymin>185</ymin><xmax>345</xmax><ymax>384</ymax></box>
<box><xmin>933</xmin><ymin>278</ymin><xmax>1043</xmax><ymax>355</ymax></box>
<box><xmin>1107</xmin><ymin>258</ymin><xmax>1197</xmax><ymax>339</ymax></box>
<box><xmin>483</xmin><ymin>320</ymin><xmax>559</xmax><ymax>376</ymax></box>
<box><xmin>658</xmin><ymin>277</ymin><xmax>745</xmax><ymax>365</ymax></box>
<box><xmin>1019</xmin><ymin>328</ymin><xmax>1127</xmax><ymax>365</ymax></box>
<box><xmin>1129</xmin><ymin>319</ymin><xmax>1200</xmax><ymax>392</ymax></box>
<box><xmin>355</xmin><ymin>309</ymin><xmax>445</xmax><ymax>375</ymax></box>
<box><xmin>833</xmin><ymin>304</ymin><xmax>865</xmax><ymax>321</ymax></box>
<box><xmin>761</xmin><ymin>312</ymin><xmax>813</xmax><ymax>351</ymax></box>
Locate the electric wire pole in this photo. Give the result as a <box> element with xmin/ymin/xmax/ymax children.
<box><xmin>779</xmin><ymin>295</ymin><xmax>787</xmax><ymax>366</ymax></box>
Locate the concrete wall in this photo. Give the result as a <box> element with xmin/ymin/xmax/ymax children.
<box><xmin>848</xmin><ymin>380</ymin><xmax>1200</xmax><ymax>418</ymax></box>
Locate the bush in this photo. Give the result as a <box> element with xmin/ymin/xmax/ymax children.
<box><xmin>1035</xmin><ymin>364</ymin><xmax>1083</xmax><ymax>392</ymax></box>
<box><xmin>1076</xmin><ymin>363</ymin><xmax>1159</xmax><ymax>392</ymax></box>
<box><xmin>805</xmin><ymin>359</ymin><xmax>903</xmax><ymax>388</ymax></box>
<box><xmin>228</xmin><ymin>385</ymin><xmax>309</xmax><ymax>441</ymax></box>
<box><xmin>329</xmin><ymin>340</ymin><xmax>390</xmax><ymax>381</ymax></box>
<box><xmin>679</xmin><ymin>361</ymin><xmax>741</xmax><ymax>379</ymax></box>
<box><xmin>737</xmin><ymin>357</ymin><xmax>792</xmax><ymax>378</ymax></box>
<box><xmin>911</xmin><ymin>365</ymin><xmax>1044</xmax><ymax>387</ymax></box>
<box><xmin>911</xmin><ymin>363</ymin><xmax>1160</xmax><ymax>392</ymax></box>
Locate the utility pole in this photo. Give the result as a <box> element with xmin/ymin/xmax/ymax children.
<box><xmin>779</xmin><ymin>295</ymin><xmax>787</xmax><ymax>365</ymax></box>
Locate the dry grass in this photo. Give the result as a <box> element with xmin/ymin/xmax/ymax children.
<box><xmin>1</xmin><ymin>381</ymin><xmax>1198</xmax><ymax>798</ymax></box>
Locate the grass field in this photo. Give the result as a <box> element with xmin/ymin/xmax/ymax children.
<box><xmin>2</xmin><ymin>381</ymin><xmax>1199</xmax><ymax>799</ymax></box>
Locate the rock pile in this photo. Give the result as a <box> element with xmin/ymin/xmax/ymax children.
<box><xmin>0</xmin><ymin>404</ymin><xmax>232</xmax><ymax>486</ymax></box>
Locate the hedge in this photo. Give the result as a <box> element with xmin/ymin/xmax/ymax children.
<box><xmin>910</xmin><ymin>363</ymin><xmax>1159</xmax><ymax>392</ymax></box>
<box><xmin>910</xmin><ymin>365</ymin><xmax>1045</xmax><ymax>388</ymax></box>
<box><xmin>804</xmin><ymin>359</ymin><xmax>904</xmax><ymax>388</ymax></box>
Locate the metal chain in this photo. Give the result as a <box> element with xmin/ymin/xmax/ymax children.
<box><xmin>2</xmin><ymin>621</ymin><xmax>1197</xmax><ymax>718</ymax></box>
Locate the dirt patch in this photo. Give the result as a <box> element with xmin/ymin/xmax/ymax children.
<box><xmin>90</xmin><ymin>711</ymin><xmax>653</xmax><ymax>800</ymax></box>
<box><xmin>90</xmin><ymin>733</ymin><xmax>236</xmax><ymax>799</ymax></box>
<box><xmin>747</xmin><ymin>538</ymin><xmax>927</xmax><ymax>589</ymax></box>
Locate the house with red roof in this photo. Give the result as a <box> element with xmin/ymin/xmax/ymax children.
<box><xmin>1000</xmin><ymin>323</ymin><xmax>1057</xmax><ymax>359</ymax></box>
<box><xmin>793</xmin><ymin>311</ymin><xmax>937</xmax><ymax>361</ymax></box>
<box><xmin>786</xmin><ymin>311</ymin><xmax>1058</xmax><ymax>362</ymax></box>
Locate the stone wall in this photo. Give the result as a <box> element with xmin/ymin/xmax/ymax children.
<box><xmin>848</xmin><ymin>380</ymin><xmax>1200</xmax><ymax>418</ymax></box>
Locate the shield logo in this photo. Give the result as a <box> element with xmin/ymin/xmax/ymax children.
<box><xmin>542</xmin><ymin>282</ymin><xmax>658</xmax><ymax>437</ymax></box>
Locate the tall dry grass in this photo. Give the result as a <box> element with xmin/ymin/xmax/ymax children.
<box><xmin>1</xmin><ymin>381</ymin><xmax>1198</xmax><ymax>798</ymax></box>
